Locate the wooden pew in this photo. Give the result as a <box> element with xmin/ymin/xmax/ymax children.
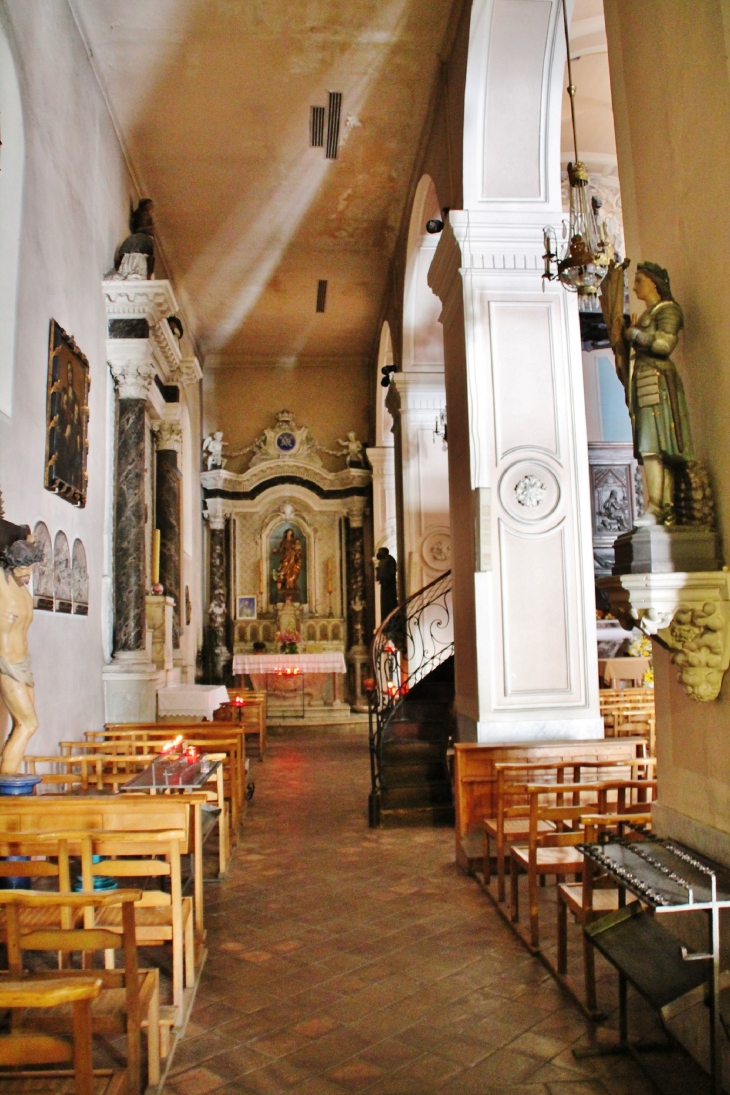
<box><xmin>453</xmin><ymin>739</ymin><xmax>648</xmax><ymax>874</ymax></box>
<box><xmin>215</xmin><ymin>691</ymin><xmax>267</xmax><ymax>759</ymax></box>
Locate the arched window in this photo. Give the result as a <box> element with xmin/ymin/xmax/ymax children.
<box><xmin>0</xmin><ymin>24</ymin><xmax>25</xmax><ymax>418</ymax></box>
<box><xmin>402</xmin><ymin>176</ymin><xmax>444</xmax><ymax>373</ymax></box>
<box><xmin>53</xmin><ymin>531</ymin><xmax>72</xmax><ymax>614</ymax></box>
<box><xmin>72</xmin><ymin>539</ymin><xmax>89</xmax><ymax>616</ymax></box>
<box><xmin>32</xmin><ymin>522</ymin><xmax>53</xmax><ymax>611</ymax></box>
<box><xmin>375</xmin><ymin>322</ymin><xmax>394</xmax><ymax>448</ymax></box>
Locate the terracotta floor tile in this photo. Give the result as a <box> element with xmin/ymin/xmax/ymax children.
<box><xmin>169</xmin><ymin>735</ymin><xmax>651</xmax><ymax>1095</ymax></box>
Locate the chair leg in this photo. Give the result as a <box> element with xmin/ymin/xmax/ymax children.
<box><xmin>584</xmin><ymin>922</ymin><xmax>598</xmax><ymax>1014</ymax></box>
<box><xmin>185</xmin><ymin>901</ymin><xmax>196</xmax><ymax>988</ymax></box>
<box><xmin>557</xmin><ymin>891</ymin><xmax>568</xmax><ymax>974</ymax></box>
<box><xmin>147</xmin><ymin>976</ymin><xmax>161</xmax><ymax>1087</ymax></box>
<box><xmin>498</xmin><ymin>840</ymin><xmax>507</xmax><ymax>904</ymax></box>
<box><xmin>510</xmin><ymin>852</ymin><xmax>519</xmax><ymax>923</ymax></box>
<box><xmin>528</xmin><ymin>867</ymin><xmax>539</xmax><ymax>949</ymax></box>
<box><xmin>71</xmin><ymin>997</ymin><xmax>95</xmax><ymax>1095</ymax></box>
<box><xmin>484</xmin><ymin>831</ymin><xmax>491</xmax><ymax>887</ymax></box>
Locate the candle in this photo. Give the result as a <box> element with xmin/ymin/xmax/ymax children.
<box><xmin>152</xmin><ymin>529</ymin><xmax>161</xmax><ymax>586</ymax></box>
<box><xmin>258</xmin><ymin>558</ymin><xmax>264</xmax><ymax>595</ymax></box>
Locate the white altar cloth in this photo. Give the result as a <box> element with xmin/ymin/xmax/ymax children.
<box><xmin>157</xmin><ymin>684</ymin><xmax>229</xmax><ymax>720</ymax></box>
<box><xmin>232</xmin><ymin>653</ymin><xmax>347</xmax><ymax>675</ymax></box>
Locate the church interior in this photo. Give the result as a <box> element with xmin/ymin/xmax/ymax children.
<box><xmin>1</xmin><ymin>1</ymin><xmax>730</xmax><ymax>1092</ymax></box>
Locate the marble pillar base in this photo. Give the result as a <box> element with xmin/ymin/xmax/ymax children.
<box><xmin>476</xmin><ymin>717</ymin><xmax>604</xmax><ymax>744</ymax></box>
<box><xmin>613</xmin><ymin>526</ymin><xmax>721</xmax><ymax>574</ymax></box>
<box><xmin>102</xmin><ymin>651</ymin><xmax>158</xmax><ymax>724</ymax></box>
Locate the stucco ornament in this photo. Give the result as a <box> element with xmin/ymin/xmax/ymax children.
<box><xmin>515</xmin><ymin>475</ymin><xmax>546</xmax><ymax>509</ymax></box>
<box><xmin>657</xmin><ymin>600</ymin><xmax>730</xmax><ymax>701</ymax></box>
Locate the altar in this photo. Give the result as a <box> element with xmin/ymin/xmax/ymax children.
<box><xmin>202</xmin><ymin>411</ymin><xmax>373</xmax><ymax>724</ymax></box>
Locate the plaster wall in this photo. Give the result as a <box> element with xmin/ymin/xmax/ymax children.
<box><xmin>0</xmin><ymin>3</ymin><xmax>134</xmax><ymax>752</ymax></box>
<box><xmin>605</xmin><ymin>0</ymin><xmax>730</xmax><ymax>838</ymax></box>
<box><xmin>203</xmin><ymin>362</ymin><xmax>371</xmax><ymax>470</ymax></box>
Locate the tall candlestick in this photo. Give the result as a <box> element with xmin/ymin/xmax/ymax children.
<box><xmin>258</xmin><ymin>558</ymin><xmax>264</xmax><ymax>595</ymax></box>
<box><xmin>327</xmin><ymin>557</ymin><xmax>334</xmax><ymax>594</ymax></box>
<box><xmin>152</xmin><ymin>529</ymin><xmax>161</xmax><ymax>587</ymax></box>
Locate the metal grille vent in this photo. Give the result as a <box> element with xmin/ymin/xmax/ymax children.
<box><xmin>310</xmin><ymin>106</ymin><xmax>325</xmax><ymax>147</ymax></box>
<box><xmin>316</xmin><ymin>280</ymin><xmax>328</xmax><ymax>313</ymax></box>
<box><xmin>325</xmin><ymin>92</ymin><xmax>342</xmax><ymax>160</ymax></box>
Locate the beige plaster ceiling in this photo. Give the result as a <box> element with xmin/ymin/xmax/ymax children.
<box><xmin>71</xmin><ymin>0</ymin><xmax>455</xmax><ymax>367</ymax></box>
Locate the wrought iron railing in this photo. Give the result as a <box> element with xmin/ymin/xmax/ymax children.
<box><xmin>367</xmin><ymin>570</ymin><xmax>453</xmax><ymax>824</ymax></box>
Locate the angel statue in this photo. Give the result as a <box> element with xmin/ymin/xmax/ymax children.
<box><xmin>337</xmin><ymin>431</ymin><xmax>364</xmax><ymax>468</ymax></box>
<box><xmin>202</xmin><ymin>431</ymin><xmax>227</xmax><ymax>470</ymax></box>
<box><xmin>600</xmin><ymin>260</ymin><xmax>693</xmax><ymax>526</ymax></box>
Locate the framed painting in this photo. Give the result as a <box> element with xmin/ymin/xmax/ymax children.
<box><xmin>44</xmin><ymin>319</ymin><xmax>90</xmax><ymax>507</ymax></box>
<box><xmin>237</xmin><ymin>595</ymin><xmax>257</xmax><ymax>619</ymax></box>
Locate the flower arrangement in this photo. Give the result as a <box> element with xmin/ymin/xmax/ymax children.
<box><xmin>628</xmin><ymin>634</ymin><xmax>652</xmax><ymax>659</ymax></box>
<box><xmin>277</xmin><ymin>629</ymin><xmax>300</xmax><ymax>654</ymax></box>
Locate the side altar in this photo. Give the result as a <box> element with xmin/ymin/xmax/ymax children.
<box><xmin>201</xmin><ymin>411</ymin><xmax>372</xmax><ymax>724</ymax></box>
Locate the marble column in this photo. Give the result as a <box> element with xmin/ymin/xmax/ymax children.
<box><xmin>110</xmin><ymin>347</ymin><xmax>156</xmax><ymax>652</ymax></box>
<box><xmin>346</xmin><ymin>505</ymin><xmax>369</xmax><ymax>711</ymax></box>
<box><xmin>155</xmin><ymin>419</ymin><xmax>182</xmax><ymax>647</ymax></box>
<box><xmin>207</xmin><ymin>509</ymin><xmax>231</xmax><ymax>683</ymax></box>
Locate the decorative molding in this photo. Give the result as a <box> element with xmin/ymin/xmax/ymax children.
<box><xmin>155</xmin><ymin>418</ymin><xmax>183</xmax><ymax>453</ymax></box>
<box><xmin>107</xmin><ymin>340</ymin><xmax>156</xmax><ymax>400</ymax></box>
<box><xmin>600</xmin><ymin>570</ymin><xmax>730</xmax><ymax>701</ymax></box>
<box><xmin>176</xmin><ymin>356</ymin><xmax>203</xmax><ymax>386</ymax></box>
<box><xmin>201</xmin><ymin>461</ymin><xmax>370</xmax><ymax>499</ymax></box>
<box><xmin>102</xmin><ymin>279</ymin><xmax>179</xmax><ymax>326</ymax></box>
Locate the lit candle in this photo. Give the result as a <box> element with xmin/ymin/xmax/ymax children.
<box><xmin>152</xmin><ymin>529</ymin><xmax>161</xmax><ymax>586</ymax></box>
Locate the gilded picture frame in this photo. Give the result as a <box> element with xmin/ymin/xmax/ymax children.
<box><xmin>44</xmin><ymin>320</ymin><xmax>90</xmax><ymax>508</ymax></box>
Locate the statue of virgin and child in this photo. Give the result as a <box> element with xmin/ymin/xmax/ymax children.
<box><xmin>600</xmin><ymin>259</ymin><xmax>694</xmax><ymax>526</ymax></box>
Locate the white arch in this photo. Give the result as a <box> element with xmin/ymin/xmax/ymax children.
<box><xmin>402</xmin><ymin>175</ymin><xmax>444</xmax><ymax>373</ymax></box>
<box><xmin>0</xmin><ymin>22</ymin><xmax>25</xmax><ymax>417</ymax></box>
<box><xmin>374</xmin><ymin>321</ymin><xmax>394</xmax><ymax>448</ymax></box>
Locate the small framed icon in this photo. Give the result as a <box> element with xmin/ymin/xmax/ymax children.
<box><xmin>237</xmin><ymin>595</ymin><xmax>257</xmax><ymax>620</ymax></box>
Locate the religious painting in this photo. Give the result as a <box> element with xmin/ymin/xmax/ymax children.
<box><xmin>53</xmin><ymin>530</ymin><xmax>72</xmax><ymax>614</ymax></box>
<box><xmin>31</xmin><ymin>521</ymin><xmax>54</xmax><ymax>612</ymax></box>
<box><xmin>45</xmin><ymin>320</ymin><xmax>90</xmax><ymax>507</ymax></box>
<box><xmin>268</xmin><ymin>522</ymin><xmax>307</xmax><ymax>604</ymax></box>
<box><xmin>237</xmin><ymin>595</ymin><xmax>257</xmax><ymax>619</ymax></box>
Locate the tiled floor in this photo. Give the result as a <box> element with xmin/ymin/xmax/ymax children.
<box><xmin>166</xmin><ymin>733</ymin><xmax>653</xmax><ymax>1095</ymax></box>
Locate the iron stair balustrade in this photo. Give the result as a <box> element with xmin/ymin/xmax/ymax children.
<box><xmin>367</xmin><ymin>569</ymin><xmax>453</xmax><ymax>826</ymax></box>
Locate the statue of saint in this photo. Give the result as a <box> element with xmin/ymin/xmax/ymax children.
<box><xmin>0</xmin><ymin>539</ymin><xmax>43</xmax><ymax>774</ymax></box>
<box><xmin>601</xmin><ymin>260</ymin><xmax>693</xmax><ymax>525</ymax></box>
<box><xmin>202</xmin><ymin>431</ymin><xmax>227</xmax><ymax>470</ymax></box>
<box><xmin>375</xmin><ymin>547</ymin><xmax>398</xmax><ymax>622</ymax></box>
<box><xmin>274</xmin><ymin>529</ymin><xmax>303</xmax><ymax>595</ymax></box>
<box><xmin>110</xmin><ymin>198</ymin><xmax>155</xmax><ymax>280</ymax></box>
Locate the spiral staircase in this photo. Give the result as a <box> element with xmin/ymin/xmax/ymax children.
<box><xmin>367</xmin><ymin>572</ymin><xmax>455</xmax><ymax>828</ymax></box>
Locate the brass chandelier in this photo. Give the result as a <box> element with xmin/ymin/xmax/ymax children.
<box><xmin>543</xmin><ymin>0</ymin><xmax>611</xmax><ymax>294</ymax></box>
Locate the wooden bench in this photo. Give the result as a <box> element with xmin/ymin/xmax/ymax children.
<box><xmin>453</xmin><ymin>739</ymin><xmax>648</xmax><ymax>874</ymax></box>
<box><xmin>216</xmin><ymin>691</ymin><xmax>267</xmax><ymax>760</ymax></box>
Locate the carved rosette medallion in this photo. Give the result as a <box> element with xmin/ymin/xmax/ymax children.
<box><xmin>499</xmin><ymin>461</ymin><xmax>560</xmax><ymax>522</ymax></box>
<box><xmin>421</xmin><ymin>529</ymin><xmax>451</xmax><ymax>573</ymax></box>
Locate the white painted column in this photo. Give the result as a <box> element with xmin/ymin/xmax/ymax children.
<box><xmin>386</xmin><ymin>373</ymin><xmax>450</xmax><ymax>598</ymax></box>
<box><xmin>365</xmin><ymin>446</ymin><xmax>397</xmax><ymax>627</ymax></box>
<box><xmin>428</xmin><ymin>0</ymin><xmax>600</xmax><ymax>742</ymax></box>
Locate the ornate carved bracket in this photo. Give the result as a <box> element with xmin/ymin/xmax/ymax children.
<box><xmin>599</xmin><ymin>570</ymin><xmax>730</xmax><ymax>702</ymax></box>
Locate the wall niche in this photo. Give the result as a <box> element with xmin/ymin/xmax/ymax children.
<box><xmin>32</xmin><ymin>522</ymin><xmax>54</xmax><ymax>611</ymax></box>
<box><xmin>53</xmin><ymin>531</ymin><xmax>73</xmax><ymax>613</ymax></box>
<box><xmin>72</xmin><ymin>539</ymin><xmax>88</xmax><ymax>615</ymax></box>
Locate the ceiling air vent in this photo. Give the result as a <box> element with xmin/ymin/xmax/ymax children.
<box><xmin>310</xmin><ymin>106</ymin><xmax>325</xmax><ymax>147</ymax></box>
<box><xmin>316</xmin><ymin>280</ymin><xmax>328</xmax><ymax>313</ymax></box>
<box><xmin>325</xmin><ymin>92</ymin><xmax>342</xmax><ymax>160</ymax></box>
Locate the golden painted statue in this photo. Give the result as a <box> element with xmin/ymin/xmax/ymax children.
<box><xmin>0</xmin><ymin>539</ymin><xmax>43</xmax><ymax>773</ymax></box>
<box><xmin>274</xmin><ymin>528</ymin><xmax>303</xmax><ymax>593</ymax></box>
<box><xmin>601</xmin><ymin>260</ymin><xmax>693</xmax><ymax>525</ymax></box>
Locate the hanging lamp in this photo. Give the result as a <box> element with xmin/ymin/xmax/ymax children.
<box><xmin>543</xmin><ymin>0</ymin><xmax>611</xmax><ymax>294</ymax></box>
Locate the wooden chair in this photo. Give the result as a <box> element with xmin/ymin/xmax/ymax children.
<box><xmin>21</xmin><ymin>754</ymin><xmax>104</xmax><ymax>793</ymax></box>
<box><xmin>75</xmin><ymin>829</ymin><xmax>191</xmax><ymax>1025</ymax></box>
<box><xmin>0</xmin><ymin>976</ymin><xmax>125</xmax><ymax>1095</ymax></box>
<box><xmin>508</xmin><ymin>783</ymin><xmax>610</xmax><ymax>950</ymax></box>
<box><xmin>0</xmin><ymin>886</ymin><xmax>156</xmax><ymax>1095</ymax></box>
<box><xmin>555</xmin><ymin>810</ymin><xmax>653</xmax><ymax>1017</ymax></box>
<box><xmin>486</xmin><ymin>760</ymin><xmax>655</xmax><ymax>902</ymax></box>
<box><xmin>216</xmin><ymin>691</ymin><xmax>267</xmax><ymax>759</ymax></box>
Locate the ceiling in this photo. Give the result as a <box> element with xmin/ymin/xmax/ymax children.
<box><xmin>71</xmin><ymin>0</ymin><xmax>456</xmax><ymax>367</ymax></box>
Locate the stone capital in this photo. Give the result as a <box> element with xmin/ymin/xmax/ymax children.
<box><xmin>108</xmin><ymin>340</ymin><xmax>156</xmax><ymax>399</ymax></box>
<box><xmin>205</xmin><ymin>499</ymin><xmax>228</xmax><ymax>531</ymax></box>
<box><xmin>345</xmin><ymin>499</ymin><xmax>368</xmax><ymax>528</ymax></box>
<box><xmin>155</xmin><ymin>418</ymin><xmax>183</xmax><ymax>453</ymax></box>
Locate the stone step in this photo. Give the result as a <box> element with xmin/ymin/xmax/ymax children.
<box><xmin>381</xmin><ymin>741</ymin><xmax>444</xmax><ymax>763</ymax></box>
<box><xmin>380</xmin><ymin>803</ymin><xmax>455</xmax><ymax>828</ymax></box>
<box><xmin>388</xmin><ymin>720</ymin><xmax>447</xmax><ymax>742</ymax></box>
<box><xmin>380</xmin><ymin>760</ymin><xmax>447</xmax><ymax>785</ymax></box>
<box><xmin>381</xmin><ymin>781</ymin><xmax>452</xmax><ymax>809</ymax></box>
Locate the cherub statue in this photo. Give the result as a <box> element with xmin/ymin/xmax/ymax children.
<box><xmin>0</xmin><ymin>539</ymin><xmax>43</xmax><ymax>773</ymax></box>
<box><xmin>337</xmin><ymin>431</ymin><xmax>364</xmax><ymax>468</ymax></box>
<box><xmin>109</xmin><ymin>198</ymin><xmax>155</xmax><ymax>280</ymax></box>
<box><xmin>202</xmin><ymin>431</ymin><xmax>227</xmax><ymax>470</ymax></box>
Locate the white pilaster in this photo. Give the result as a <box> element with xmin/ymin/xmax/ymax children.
<box><xmin>387</xmin><ymin>373</ymin><xmax>450</xmax><ymax>598</ymax></box>
<box><xmin>427</xmin><ymin>0</ymin><xmax>600</xmax><ymax>743</ymax></box>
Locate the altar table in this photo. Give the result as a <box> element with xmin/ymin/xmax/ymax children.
<box><xmin>157</xmin><ymin>683</ymin><xmax>230</xmax><ymax>720</ymax></box>
<box><xmin>232</xmin><ymin>653</ymin><xmax>346</xmax><ymax>675</ymax></box>
<box><xmin>598</xmin><ymin>657</ymin><xmax>651</xmax><ymax>690</ymax></box>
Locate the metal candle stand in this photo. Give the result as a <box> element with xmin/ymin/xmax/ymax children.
<box><xmin>578</xmin><ymin>836</ymin><xmax>730</xmax><ymax>1095</ymax></box>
